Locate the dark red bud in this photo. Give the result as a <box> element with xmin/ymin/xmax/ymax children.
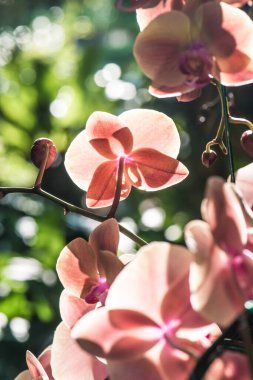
<box><xmin>31</xmin><ymin>138</ymin><xmax>56</xmax><ymax>169</ymax></box>
<box><xmin>241</xmin><ymin>130</ymin><xmax>253</xmax><ymax>159</ymax></box>
<box><xmin>201</xmin><ymin>150</ymin><xmax>217</xmax><ymax>168</ymax></box>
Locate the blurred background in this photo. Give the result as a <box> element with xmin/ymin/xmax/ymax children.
<box><xmin>0</xmin><ymin>0</ymin><xmax>253</xmax><ymax>378</ymax></box>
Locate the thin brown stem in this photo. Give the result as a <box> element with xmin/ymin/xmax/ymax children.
<box><xmin>229</xmin><ymin>116</ymin><xmax>253</xmax><ymax>132</ymax></box>
<box><xmin>0</xmin><ymin>185</ymin><xmax>147</xmax><ymax>247</ymax></box>
<box><xmin>220</xmin><ymin>84</ymin><xmax>235</xmax><ymax>183</ymax></box>
<box><xmin>34</xmin><ymin>144</ymin><xmax>49</xmax><ymax>188</ymax></box>
<box><xmin>107</xmin><ymin>157</ymin><xmax>125</xmax><ymax>218</ymax></box>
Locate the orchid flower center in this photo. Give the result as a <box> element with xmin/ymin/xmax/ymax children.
<box><xmin>85</xmin><ymin>277</ymin><xmax>110</xmax><ymax>305</ymax></box>
<box><xmin>178</xmin><ymin>42</ymin><xmax>213</xmax><ymax>88</ymax></box>
<box><xmin>162</xmin><ymin>319</ymin><xmax>181</xmax><ymax>340</ymax></box>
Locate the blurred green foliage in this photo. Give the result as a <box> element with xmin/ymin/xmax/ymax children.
<box><xmin>0</xmin><ymin>0</ymin><xmax>253</xmax><ymax>378</ymax></box>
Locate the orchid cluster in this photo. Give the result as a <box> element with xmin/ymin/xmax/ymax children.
<box><xmin>3</xmin><ymin>0</ymin><xmax>253</xmax><ymax>379</ymax></box>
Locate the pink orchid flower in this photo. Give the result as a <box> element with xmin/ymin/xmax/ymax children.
<box><xmin>134</xmin><ymin>1</ymin><xmax>253</xmax><ymax>100</ymax></box>
<box><xmin>185</xmin><ymin>176</ymin><xmax>253</xmax><ymax>327</ymax></box>
<box><xmin>15</xmin><ymin>348</ymin><xmax>53</xmax><ymax>380</ymax></box>
<box><xmin>50</xmin><ymin>291</ymin><xmax>107</xmax><ymax>380</ymax></box>
<box><xmin>56</xmin><ymin>219</ymin><xmax>130</xmax><ymax>305</ymax></box>
<box><xmin>65</xmin><ymin>109</ymin><xmax>188</xmax><ymax>208</ymax></box>
<box><xmin>71</xmin><ymin>242</ymin><xmax>220</xmax><ymax>380</ymax></box>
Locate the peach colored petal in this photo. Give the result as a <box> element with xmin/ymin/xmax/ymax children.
<box><xmin>59</xmin><ymin>290</ymin><xmax>95</xmax><ymax>328</ymax></box>
<box><xmin>108</xmin><ymin>340</ymin><xmax>193</xmax><ymax>380</ymax></box>
<box><xmin>203</xmin><ymin>177</ymin><xmax>247</xmax><ymax>251</ymax></box>
<box><xmin>235</xmin><ymin>163</ymin><xmax>253</xmax><ymax>208</ymax></box>
<box><xmin>56</xmin><ymin>238</ymin><xmax>98</xmax><ymax>297</ymax></box>
<box><xmin>51</xmin><ymin>322</ymin><xmax>107</xmax><ymax>380</ymax></box>
<box><xmin>149</xmin><ymin>81</ymin><xmax>200</xmax><ymax>99</ymax></box>
<box><xmin>14</xmin><ymin>370</ymin><xmax>32</xmax><ymax>380</ymax></box>
<box><xmin>119</xmin><ymin>253</ymin><xmax>136</xmax><ymax>264</ymax></box>
<box><xmin>64</xmin><ymin>129</ymin><xmax>106</xmax><ymax>191</ymax></box>
<box><xmin>89</xmin><ymin>218</ymin><xmax>119</xmax><ymax>257</ymax></box>
<box><xmin>198</xmin><ymin>2</ymin><xmax>253</xmax><ymax>85</ymax></box>
<box><xmin>72</xmin><ymin>307</ymin><xmax>162</xmax><ymax>360</ymax></box>
<box><xmin>160</xmin><ymin>343</ymin><xmax>196</xmax><ymax>380</ymax></box>
<box><xmin>98</xmin><ymin>250</ymin><xmax>124</xmax><ymax>283</ymax></box>
<box><xmin>38</xmin><ymin>347</ymin><xmax>53</xmax><ymax>380</ymax></box>
<box><xmin>107</xmin><ymin>354</ymin><xmax>163</xmax><ymax>380</ymax></box>
<box><xmin>26</xmin><ymin>351</ymin><xmax>49</xmax><ymax>380</ymax></box>
<box><xmin>177</xmin><ymin>88</ymin><xmax>201</xmax><ymax>102</ymax></box>
<box><xmin>205</xmin><ymin>351</ymin><xmax>251</xmax><ymax>380</ymax></box>
<box><xmin>127</xmin><ymin>148</ymin><xmax>189</xmax><ymax>190</ymax></box>
<box><xmin>119</xmin><ymin>109</ymin><xmax>181</xmax><ymax>157</ymax></box>
<box><xmin>161</xmin><ymin>274</ymin><xmax>204</xmax><ymax>329</ymax></box>
<box><xmin>136</xmin><ymin>0</ymin><xmax>173</xmax><ymax>31</ymax></box>
<box><xmin>185</xmin><ymin>220</ymin><xmax>244</xmax><ymax>326</ymax></box>
<box><xmin>106</xmin><ymin>242</ymin><xmax>191</xmax><ymax>324</ymax></box>
<box><xmin>86</xmin><ymin>160</ymin><xmax>131</xmax><ymax>208</ymax></box>
<box><xmin>86</xmin><ymin>112</ymin><xmax>133</xmax><ymax>158</ymax></box>
<box><xmin>134</xmin><ymin>11</ymin><xmax>191</xmax><ymax>87</ymax></box>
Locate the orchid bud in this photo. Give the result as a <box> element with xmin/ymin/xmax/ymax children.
<box><xmin>241</xmin><ymin>130</ymin><xmax>253</xmax><ymax>158</ymax></box>
<box><xmin>201</xmin><ymin>150</ymin><xmax>217</xmax><ymax>168</ymax></box>
<box><xmin>31</xmin><ymin>138</ymin><xmax>57</xmax><ymax>169</ymax></box>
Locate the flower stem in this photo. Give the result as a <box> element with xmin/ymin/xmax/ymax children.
<box><xmin>0</xmin><ymin>185</ymin><xmax>147</xmax><ymax>247</ymax></box>
<box><xmin>205</xmin><ymin>81</ymin><xmax>227</xmax><ymax>154</ymax></box>
<box><xmin>107</xmin><ymin>156</ymin><xmax>125</xmax><ymax>218</ymax></box>
<box><xmin>220</xmin><ymin>84</ymin><xmax>235</xmax><ymax>183</ymax></box>
<box><xmin>229</xmin><ymin>116</ymin><xmax>253</xmax><ymax>131</ymax></box>
<box><xmin>34</xmin><ymin>143</ymin><xmax>49</xmax><ymax>188</ymax></box>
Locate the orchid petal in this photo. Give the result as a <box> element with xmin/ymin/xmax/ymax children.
<box><xmin>198</xmin><ymin>2</ymin><xmax>253</xmax><ymax>85</ymax></box>
<box><xmin>160</xmin><ymin>343</ymin><xmax>195</xmax><ymax>380</ymax></box>
<box><xmin>119</xmin><ymin>109</ymin><xmax>181</xmax><ymax>158</ymax></box>
<box><xmin>59</xmin><ymin>290</ymin><xmax>95</xmax><ymax>328</ymax></box>
<box><xmin>14</xmin><ymin>370</ymin><xmax>32</xmax><ymax>380</ymax></box>
<box><xmin>235</xmin><ymin>163</ymin><xmax>253</xmax><ymax>208</ymax></box>
<box><xmin>119</xmin><ymin>253</ymin><xmax>135</xmax><ymax>264</ymax></box>
<box><xmin>149</xmin><ymin>82</ymin><xmax>198</xmax><ymax>98</ymax></box>
<box><xmin>26</xmin><ymin>351</ymin><xmax>49</xmax><ymax>380</ymax></box>
<box><xmin>127</xmin><ymin>148</ymin><xmax>188</xmax><ymax>190</ymax></box>
<box><xmin>161</xmin><ymin>274</ymin><xmax>208</xmax><ymax>330</ymax></box>
<box><xmin>86</xmin><ymin>112</ymin><xmax>133</xmax><ymax>158</ymax></box>
<box><xmin>89</xmin><ymin>218</ymin><xmax>119</xmax><ymax>257</ymax></box>
<box><xmin>177</xmin><ymin>88</ymin><xmax>201</xmax><ymax>102</ymax></box>
<box><xmin>64</xmin><ymin>129</ymin><xmax>106</xmax><ymax>191</ymax></box>
<box><xmin>72</xmin><ymin>307</ymin><xmax>162</xmax><ymax>360</ymax></box>
<box><xmin>185</xmin><ymin>220</ymin><xmax>244</xmax><ymax>326</ymax></box>
<box><xmin>98</xmin><ymin>250</ymin><xmax>124</xmax><ymax>283</ymax></box>
<box><xmin>86</xmin><ymin>160</ymin><xmax>131</xmax><ymax>208</ymax></box>
<box><xmin>56</xmin><ymin>238</ymin><xmax>98</xmax><ymax>297</ymax></box>
<box><xmin>107</xmin><ymin>355</ymin><xmax>163</xmax><ymax>380</ymax></box>
<box><xmin>136</xmin><ymin>0</ymin><xmax>173</xmax><ymax>31</ymax></box>
<box><xmin>38</xmin><ymin>347</ymin><xmax>53</xmax><ymax>380</ymax></box>
<box><xmin>106</xmin><ymin>242</ymin><xmax>191</xmax><ymax>324</ymax></box>
<box><xmin>205</xmin><ymin>351</ymin><xmax>251</xmax><ymax>380</ymax></box>
<box><xmin>51</xmin><ymin>322</ymin><xmax>107</xmax><ymax>380</ymax></box>
<box><xmin>108</xmin><ymin>339</ymin><xmax>194</xmax><ymax>380</ymax></box>
<box><xmin>134</xmin><ymin>11</ymin><xmax>191</xmax><ymax>88</ymax></box>
<box><xmin>203</xmin><ymin>177</ymin><xmax>247</xmax><ymax>251</ymax></box>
